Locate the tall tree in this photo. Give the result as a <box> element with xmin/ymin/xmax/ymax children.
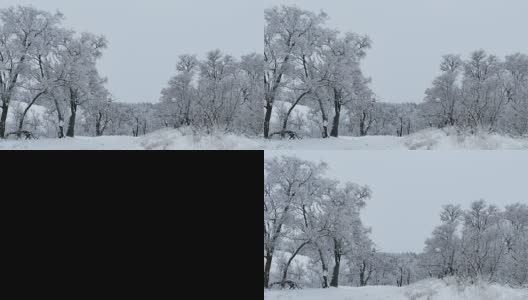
<box><xmin>323</xmin><ymin>183</ymin><xmax>371</xmax><ymax>287</ymax></box>
<box><xmin>57</xmin><ymin>32</ymin><xmax>107</xmax><ymax>137</ymax></box>
<box><xmin>160</xmin><ymin>54</ymin><xmax>198</xmax><ymax>128</ymax></box>
<box><xmin>264</xmin><ymin>156</ymin><xmax>327</xmax><ymax>288</ymax></box>
<box><xmin>421</xmin><ymin>204</ymin><xmax>463</xmax><ymax>278</ymax></box>
<box><xmin>264</xmin><ymin>6</ymin><xmax>327</xmax><ymax>138</ymax></box>
<box><xmin>424</xmin><ymin>54</ymin><xmax>463</xmax><ymax>127</ymax></box>
<box><xmin>0</xmin><ymin>6</ymin><xmax>63</xmax><ymax>138</ymax></box>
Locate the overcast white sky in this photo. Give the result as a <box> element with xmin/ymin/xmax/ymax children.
<box><xmin>2</xmin><ymin>1</ymin><xmax>526</xmax><ymax>103</ymax></box>
<box><xmin>269</xmin><ymin>0</ymin><xmax>528</xmax><ymax>103</ymax></box>
<box><xmin>266</xmin><ymin>151</ymin><xmax>528</xmax><ymax>253</ymax></box>
<box><xmin>0</xmin><ymin>0</ymin><xmax>264</xmax><ymax>103</ymax></box>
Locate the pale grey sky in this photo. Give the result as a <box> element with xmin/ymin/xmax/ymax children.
<box><xmin>0</xmin><ymin>0</ymin><xmax>264</xmax><ymax>103</ymax></box>
<box><xmin>2</xmin><ymin>1</ymin><xmax>526</xmax><ymax>104</ymax></box>
<box><xmin>266</xmin><ymin>151</ymin><xmax>528</xmax><ymax>253</ymax></box>
<box><xmin>269</xmin><ymin>0</ymin><xmax>528</xmax><ymax>103</ymax></box>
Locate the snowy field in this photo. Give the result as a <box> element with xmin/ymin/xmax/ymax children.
<box><xmin>1</xmin><ymin>127</ymin><xmax>528</xmax><ymax>150</ymax></box>
<box><xmin>0</xmin><ymin>136</ymin><xmax>142</xmax><ymax>150</ymax></box>
<box><xmin>264</xmin><ymin>279</ymin><xmax>528</xmax><ymax>300</ymax></box>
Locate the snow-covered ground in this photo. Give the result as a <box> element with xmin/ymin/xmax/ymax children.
<box><xmin>0</xmin><ymin>136</ymin><xmax>142</xmax><ymax>150</ymax></box>
<box><xmin>263</xmin><ymin>128</ymin><xmax>528</xmax><ymax>150</ymax></box>
<box><xmin>0</xmin><ymin>128</ymin><xmax>263</xmax><ymax>150</ymax></box>
<box><xmin>2</xmin><ymin>99</ymin><xmax>527</xmax><ymax>149</ymax></box>
<box><xmin>2</xmin><ymin>127</ymin><xmax>528</xmax><ymax>150</ymax></box>
<box><xmin>264</xmin><ymin>279</ymin><xmax>528</xmax><ymax>300</ymax></box>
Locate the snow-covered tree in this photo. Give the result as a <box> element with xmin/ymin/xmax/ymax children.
<box><xmin>160</xmin><ymin>54</ymin><xmax>198</xmax><ymax>128</ymax></box>
<box><xmin>500</xmin><ymin>203</ymin><xmax>528</xmax><ymax>286</ymax></box>
<box><xmin>0</xmin><ymin>6</ymin><xmax>63</xmax><ymax>138</ymax></box>
<box><xmin>265</xmin><ymin>5</ymin><xmax>373</xmax><ymax>139</ymax></box>
<box><xmin>422</xmin><ymin>50</ymin><xmax>528</xmax><ymax>136</ymax></box>
<box><xmin>322</xmin><ymin>183</ymin><xmax>371</xmax><ymax>287</ymax></box>
<box><xmin>423</xmin><ymin>55</ymin><xmax>463</xmax><ymax>128</ymax></box>
<box><xmin>264</xmin><ymin>156</ymin><xmax>328</xmax><ymax>288</ymax></box>
<box><xmin>159</xmin><ymin>50</ymin><xmax>262</xmax><ymax>135</ymax></box>
<box><xmin>264</xmin><ymin>156</ymin><xmax>373</xmax><ymax>289</ymax></box>
<box><xmin>264</xmin><ymin>5</ymin><xmax>328</xmax><ymax>138</ymax></box>
<box><xmin>56</xmin><ymin>32</ymin><xmax>107</xmax><ymax>137</ymax></box>
<box><xmin>502</xmin><ymin>53</ymin><xmax>528</xmax><ymax>135</ymax></box>
<box><xmin>1</xmin><ymin>5</ymin><xmax>111</xmax><ymax>139</ymax></box>
<box><xmin>421</xmin><ymin>204</ymin><xmax>463</xmax><ymax>278</ymax></box>
<box><xmin>420</xmin><ymin>200</ymin><xmax>527</xmax><ymax>286</ymax></box>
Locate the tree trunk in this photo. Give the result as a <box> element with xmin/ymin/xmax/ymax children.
<box><xmin>0</xmin><ymin>101</ymin><xmax>9</xmax><ymax>139</ymax></box>
<box><xmin>66</xmin><ymin>101</ymin><xmax>77</xmax><ymax>138</ymax></box>
<box><xmin>264</xmin><ymin>100</ymin><xmax>273</xmax><ymax>139</ymax></box>
<box><xmin>317</xmin><ymin>98</ymin><xmax>329</xmax><ymax>139</ymax></box>
<box><xmin>397</xmin><ymin>117</ymin><xmax>404</xmax><ymax>137</ymax></box>
<box><xmin>322</xmin><ymin>123</ymin><xmax>329</xmax><ymax>138</ymax></box>
<box><xmin>281</xmin><ymin>117</ymin><xmax>289</xmax><ymax>138</ymax></box>
<box><xmin>360</xmin><ymin>118</ymin><xmax>365</xmax><ymax>137</ymax></box>
<box><xmin>330</xmin><ymin>100</ymin><xmax>341</xmax><ymax>137</ymax></box>
<box><xmin>17</xmin><ymin>117</ymin><xmax>26</xmax><ymax>138</ymax></box>
<box><xmin>448</xmin><ymin>249</ymin><xmax>456</xmax><ymax>276</ymax></box>
<box><xmin>360</xmin><ymin>112</ymin><xmax>369</xmax><ymax>136</ymax></box>
<box><xmin>58</xmin><ymin>121</ymin><xmax>65</xmax><ymax>138</ymax></box>
<box><xmin>397</xmin><ymin>267</ymin><xmax>404</xmax><ymax>287</ymax></box>
<box><xmin>101</xmin><ymin>118</ymin><xmax>109</xmax><ymax>136</ymax></box>
<box><xmin>133</xmin><ymin>117</ymin><xmax>140</xmax><ymax>137</ymax></box>
<box><xmin>95</xmin><ymin>112</ymin><xmax>102</xmax><ymax>136</ymax></box>
<box><xmin>317</xmin><ymin>247</ymin><xmax>329</xmax><ymax>288</ymax></box>
<box><xmin>359</xmin><ymin>262</ymin><xmax>366</xmax><ymax>286</ymax></box>
<box><xmin>330</xmin><ymin>241</ymin><xmax>341</xmax><ymax>287</ymax></box>
<box><xmin>53</xmin><ymin>98</ymin><xmax>65</xmax><ymax>138</ymax></box>
<box><xmin>281</xmin><ymin>90</ymin><xmax>310</xmax><ymax>138</ymax></box>
<box><xmin>448</xmin><ymin>109</ymin><xmax>455</xmax><ymax>126</ymax></box>
<box><xmin>17</xmin><ymin>90</ymin><xmax>47</xmax><ymax>138</ymax></box>
<box><xmin>363</xmin><ymin>269</ymin><xmax>373</xmax><ymax>287</ymax></box>
<box><xmin>264</xmin><ymin>252</ymin><xmax>273</xmax><ymax>288</ymax></box>
<box><xmin>280</xmin><ymin>241</ymin><xmax>310</xmax><ymax>288</ymax></box>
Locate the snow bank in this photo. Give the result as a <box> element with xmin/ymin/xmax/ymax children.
<box><xmin>138</xmin><ymin>128</ymin><xmax>263</xmax><ymax>150</ymax></box>
<box><xmin>264</xmin><ymin>279</ymin><xmax>528</xmax><ymax>300</ymax></box>
<box><xmin>403</xmin><ymin>278</ymin><xmax>528</xmax><ymax>300</ymax></box>
<box><xmin>0</xmin><ymin>128</ymin><xmax>263</xmax><ymax>150</ymax></box>
<box><xmin>403</xmin><ymin>128</ymin><xmax>528</xmax><ymax>150</ymax></box>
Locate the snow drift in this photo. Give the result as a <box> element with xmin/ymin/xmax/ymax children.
<box><xmin>403</xmin><ymin>127</ymin><xmax>528</xmax><ymax>150</ymax></box>
<box><xmin>138</xmin><ymin>127</ymin><xmax>262</xmax><ymax>150</ymax></box>
<box><xmin>264</xmin><ymin>278</ymin><xmax>528</xmax><ymax>300</ymax></box>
